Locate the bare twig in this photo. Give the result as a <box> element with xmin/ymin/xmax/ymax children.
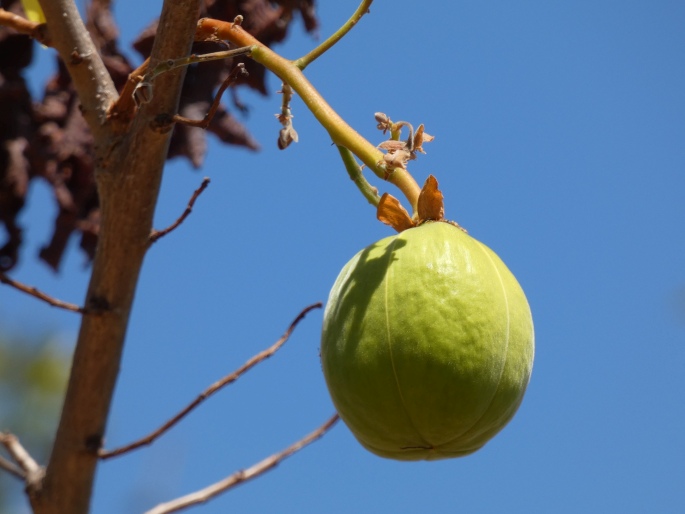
<box><xmin>144</xmin><ymin>47</ymin><xmax>252</xmax><ymax>87</ymax></box>
<box><xmin>172</xmin><ymin>63</ymin><xmax>249</xmax><ymax>129</ymax></box>
<box><xmin>0</xmin><ymin>453</ymin><xmax>25</xmax><ymax>481</ymax></box>
<box><xmin>150</xmin><ymin>177</ymin><xmax>211</xmax><ymax>243</ymax></box>
<box><xmin>99</xmin><ymin>302</ymin><xmax>323</xmax><ymax>460</ymax></box>
<box><xmin>145</xmin><ymin>414</ymin><xmax>340</xmax><ymax>514</ymax></box>
<box><xmin>0</xmin><ymin>432</ymin><xmax>44</xmax><ymax>487</ymax></box>
<box><xmin>0</xmin><ymin>7</ymin><xmax>49</xmax><ymax>45</ymax></box>
<box><xmin>0</xmin><ymin>271</ymin><xmax>87</xmax><ymax>313</ymax></box>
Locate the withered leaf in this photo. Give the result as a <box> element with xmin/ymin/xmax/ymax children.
<box><xmin>417</xmin><ymin>175</ymin><xmax>444</xmax><ymax>222</ymax></box>
<box><xmin>377</xmin><ymin>193</ymin><xmax>415</xmax><ymax>233</ymax></box>
<box><xmin>0</xmin><ymin>0</ymin><xmax>318</xmax><ymax>271</ymax></box>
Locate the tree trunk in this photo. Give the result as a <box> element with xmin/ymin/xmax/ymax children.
<box><xmin>29</xmin><ymin>1</ymin><xmax>202</xmax><ymax>512</ymax></box>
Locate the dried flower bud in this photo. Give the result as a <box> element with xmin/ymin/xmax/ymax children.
<box><xmin>375</xmin><ymin>112</ymin><xmax>392</xmax><ymax>133</ymax></box>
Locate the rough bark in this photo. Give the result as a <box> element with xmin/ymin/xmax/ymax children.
<box><xmin>29</xmin><ymin>1</ymin><xmax>202</xmax><ymax>513</ymax></box>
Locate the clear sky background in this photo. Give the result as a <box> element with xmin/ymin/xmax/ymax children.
<box><xmin>2</xmin><ymin>1</ymin><xmax>684</xmax><ymax>513</ymax></box>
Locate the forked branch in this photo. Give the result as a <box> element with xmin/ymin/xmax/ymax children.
<box><xmin>194</xmin><ymin>14</ymin><xmax>422</xmax><ymax>213</ymax></box>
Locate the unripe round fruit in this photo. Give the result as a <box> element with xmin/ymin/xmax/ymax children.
<box><xmin>321</xmin><ymin>221</ymin><xmax>534</xmax><ymax>461</ymax></box>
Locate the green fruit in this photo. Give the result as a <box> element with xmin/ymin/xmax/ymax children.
<box><xmin>321</xmin><ymin>221</ymin><xmax>534</xmax><ymax>461</ymax></box>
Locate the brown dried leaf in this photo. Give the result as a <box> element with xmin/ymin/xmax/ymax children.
<box><xmin>377</xmin><ymin>193</ymin><xmax>415</xmax><ymax>233</ymax></box>
<box><xmin>208</xmin><ymin>108</ymin><xmax>260</xmax><ymax>150</ymax></box>
<box><xmin>417</xmin><ymin>175</ymin><xmax>444</xmax><ymax>222</ymax></box>
<box><xmin>0</xmin><ymin>0</ymin><xmax>319</xmax><ymax>271</ymax></box>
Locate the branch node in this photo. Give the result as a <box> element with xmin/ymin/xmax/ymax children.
<box><xmin>84</xmin><ymin>434</ymin><xmax>104</xmax><ymax>455</ymax></box>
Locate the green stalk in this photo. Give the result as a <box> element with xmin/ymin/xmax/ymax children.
<box><xmin>197</xmin><ymin>16</ymin><xmax>422</xmax><ymax>213</ymax></box>
<box><xmin>294</xmin><ymin>0</ymin><xmax>374</xmax><ymax>71</ymax></box>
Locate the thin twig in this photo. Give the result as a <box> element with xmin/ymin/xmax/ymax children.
<box><xmin>149</xmin><ymin>178</ymin><xmax>211</xmax><ymax>243</ymax></box>
<box><xmin>99</xmin><ymin>302</ymin><xmax>323</xmax><ymax>460</ymax></box>
<box><xmin>144</xmin><ymin>413</ymin><xmax>340</xmax><ymax>514</ymax></box>
<box><xmin>0</xmin><ymin>453</ymin><xmax>25</xmax><ymax>481</ymax></box>
<box><xmin>145</xmin><ymin>47</ymin><xmax>252</xmax><ymax>85</ymax></box>
<box><xmin>0</xmin><ymin>8</ymin><xmax>50</xmax><ymax>45</ymax></box>
<box><xmin>172</xmin><ymin>63</ymin><xmax>248</xmax><ymax>129</ymax></box>
<box><xmin>0</xmin><ymin>271</ymin><xmax>87</xmax><ymax>313</ymax></box>
<box><xmin>0</xmin><ymin>432</ymin><xmax>44</xmax><ymax>486</ymax></box>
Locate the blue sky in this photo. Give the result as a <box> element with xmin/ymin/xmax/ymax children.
<box><xmin>2</xmin><ymin>1</ymin><xmax>685</xmax><ymax>513</ymax></box>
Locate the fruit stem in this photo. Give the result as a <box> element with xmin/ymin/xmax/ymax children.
<box><xmin>196</xmin><ymin>18</ymin><xmax>422</xmax><ymax>213</ymax></box>
<box><xmin>337</xmin><ymin>146</ymin><xmax>381</xmax><ymax>207</ymax></box>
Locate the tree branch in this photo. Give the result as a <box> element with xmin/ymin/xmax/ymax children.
<box><xmin>32</xmin><ymin>1</ymin><xmax>203</xmax><ymax>513</ymax></box>
<box><xmin>37</xmin><ymin>0</ymin><xmax>117</xmax><ymax>139</ymax></box>
<box><xmin>0</xmin><ymin>8</ymin><xmax>49</xmax><ymax>45</ymax></box>
<box><xmin>0</xmin><ymin>454</ymin><xmax>25</xmax><ymax>481</ymax></box>
<box><xmin>0</xmin><ymin>432</ymin><xmax>44</xmax><ymax>491</ymax></box>
<box><xmin>150</xmin><ymin>178</ymin><xmax>211</xmax><ymax>244</ymax></box>
<box><xmin>171</xmin><ymin>62</ymin><xmax>249</xmax><ymax>129</ymax></box>
<box><xmin>144</xmin><ymin>414</ymin><xmax>340</xmax><ymax>514</ymax></box>
<box><xmin>99</xmin><ymin>302</ymin><xmax>322</xmax><ymax>459</ymax></box>
<box><xmin>0</xmin><ymin>271</ymin><xmax>87</xmax><ymax>313</ymax></box>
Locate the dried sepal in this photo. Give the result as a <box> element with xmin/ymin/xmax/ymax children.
<box><xmin>378</xmin><ymin>140</ymin><xmax>411</xmax><ymax>170</ymax></box>
<box><xmin>377</xmin><ymin>140</ymin><xmax>406</xmax><ymax>152</ymax></box>
<box><xmin>417</xmin><ymin>175</ymin><xmax>444</xmax><ymax>222</ymax></box>
<box><xmin>376</xmin><ymin>117</ymin><xmax>434</xmax><ymax>173</ymax></box>
<box><xmin>412</xmin><ymin>124</ymin><xmax>434</xmax><ymax>155</ymax></box>
<box><xmin>377</xmin><ymin>193</ymin><xmax>415</xmax><ymax>233</ymax></box>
